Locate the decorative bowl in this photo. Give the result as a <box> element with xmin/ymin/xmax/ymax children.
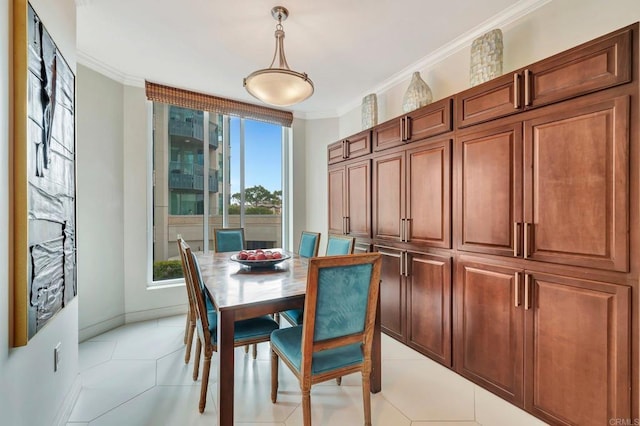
<box><xmin>230</xmin><ymin>250</ymin><xmax>290</xmax><ymax>268</ymax></box>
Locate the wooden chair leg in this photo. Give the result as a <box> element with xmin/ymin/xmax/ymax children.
<box><xmin>361</xmin><ymin>371</ymin><xmax>372</xmax><ymax>426</ymax></box>
<box><xmin>199</xmin><ymin>353</ymin><xmax>211</xmax><ymax>413</ymax></box>
<box><xmin>183</xmin><ymin>313</ymin><xmax>190</xmax><ymax>344</ymax></box>
<box><xmin>302</xmin><ymin>388</ymin><xmax>312</xmax><ymax>426</ymax></box>
<box><xmin>252</xmin><ymin>343</ymin><xmax>258</xmax><ymax>359</ymax></box>
<box><xmin>184</xmin><ymin>321</ymin><xmax>195</xmax><ymax>364</ymax></box>
<box><xmin>336</xmin><ymin>377</ymin><xmax>342</xmax><ymax>386</ymax></box>
<box><xmin>270</xmin><ymin>349</ymin><xmax>279</xmax><ymax>403</ymax></box>
<box><xmin>193</xmin><ymin>337</ymin><xmax>202</xmax><ymax>381</ymax></box>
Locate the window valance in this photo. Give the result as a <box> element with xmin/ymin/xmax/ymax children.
<box><xmin>145</xmin><ymin>81</ymin><xmax>293</xmax><ymax>127</ymax></box>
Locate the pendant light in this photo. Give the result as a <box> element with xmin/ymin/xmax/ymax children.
<box><xmin>243</xmin><ymin>6</ymin><xmax>314</xmax><ymax>107</ymax></box>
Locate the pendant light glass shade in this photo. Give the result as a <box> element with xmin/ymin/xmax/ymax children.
<box><xmin>243</xmin><ymin>6</ymin><xmax>314</xmax><ymax>107</ymax></box>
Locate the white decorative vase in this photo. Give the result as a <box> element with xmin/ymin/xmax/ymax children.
<box><xmin>361</xmin><ymin>93</ymin><xmax>378</xmax><ymax>129</ymax></box>
<box><xmin>402</xmin><ymin>72</ymin><xmax>432</xmax><ymax>113</ymax></box>
<box><xmin>470</xmin><ymin>29</ymin><xmax>503</xmax><ymax>87</ymax></box>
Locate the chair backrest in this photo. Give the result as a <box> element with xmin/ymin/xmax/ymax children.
<box><xmin>213</xmin><ymin>228</ymin><xmax>245</xmax><ymax>252</ymax></box>
<box><xmin>300</xmin><ymin>253</ymin><xmax>382</xmax><ymax>377</ymax></box>
<box><xmin>177</xmin><ymin>238</ymin><xmax>198</xmax><ymax>322</ymax></box>
<box><xmin>325</xmin><ymin>234</ymin><xmax>356</xmax><ymax>255</ymax></box>
<box><xmin>298</xmin><ymin>231</ymin><xmax>321</xmax><ymax>258</ymax></box>
<box><xmin>179</xmin><ymin>239</ymin><xmax>213</xmax><ymax>345</ymax></box>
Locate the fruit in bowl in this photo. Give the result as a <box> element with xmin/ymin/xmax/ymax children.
<box><xmin>231</xmin><ymin>249</ymin><xmax>289</xmax><ymax>267</ymax></box>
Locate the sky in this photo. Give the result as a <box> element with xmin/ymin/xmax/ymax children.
<box><xmin>229</xmin><ymin>117</ymin><xmax>282</xmax><ymax>195</ymax></box>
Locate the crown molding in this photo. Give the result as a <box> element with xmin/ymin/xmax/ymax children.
<box><xmin>77</xmin><ymin>50</ymin><xmax>145</xmax><ymax>87</ymax></box>
<box><xmin>335</xmin><ymin>0</ymin><xmax>551</xmax><ymax>117</ymax></box>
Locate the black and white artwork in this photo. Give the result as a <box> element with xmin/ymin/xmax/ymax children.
<box><xmin>25</xmin><ymin>3</ymin><xmax>76</xmax><ymax>339</ymax></box>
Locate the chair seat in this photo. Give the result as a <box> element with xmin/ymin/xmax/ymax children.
<box><xmin>207</xmin><ymin>312</ymin><xmax>279</xmax><ymax>344</ymax></box>
<box><xmin>280</xmin><ymin>308</ymin><xmax>304</xmax><ymax>326</ymax></box>
<box><xmin>271</xmin><ymin>326</ymin><xmax>363</xmax><ymax>375</ymax></box>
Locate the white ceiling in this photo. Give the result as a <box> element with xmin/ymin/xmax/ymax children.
<box><xmin>76</xmin><ymin>0</ymin><xmax>535</xmax><ymax>117</ymax></box>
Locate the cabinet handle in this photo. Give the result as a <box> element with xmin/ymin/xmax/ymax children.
<box><xmin>344</xmin><ymin>139</ymin><xmax>350</xmax><ymax>158</ymax></box>
<box><xmin>523</xmin><ymin>222</ymin><xmax>530</xmax><ymax>259</ymax></box>
<box><xmin>524</xmin><ymin>273</ymin><xmax>531</xmax><ymax>310</ymax></box>
<box><xmin>405</xmin><ymin>116</ymin><xmax>412</xmax><ymax>141</ymax></box>
<box><xmin>342</xmin><ymin>217</ymin><xmax>346</xmax><ymax>234</ymax></box>
<box><xmin>524</xmin><ymin>69</ymin><xmax>531</xmax><ymax>106</ymax></box>
<box><xmin>403</xmin><ymin>252</ymin><xmax>409</xmax><ymax>277</ymax></box>
<box><xmin>400</xmin><ymin>118</ymin><xmax>406</xmax><ymax>142</ymax></box>
<box><xmin>345</xmin><ymin>216</ymin><xmax>350</xmax><ymax>234</ymax></box>
<box><xmin>513</xmin><ymin>73</ymin><xmax>520</xmax><ymax>109</ymax></box>
<box><xmin>342</xmin><ymin>140</ymin><xmax>346</xmax><ymax>159</ymax></box>
<box><xmin>405</xmin><ymin>218</ymin><xmax>411</xmax><ymax>242</ymax></box>
<box><xmin>513</xmin><ymin>222</ymin><xmax>520</xmax><ymax>257</ymax></box>
<box><xmin>400</xmin><ymin>218</ymin><xmax>405</xmax><ymax>241</ymax></box>
<box><xmin>514</xmin><ymin>272</ymin><xmax>520</xmax><ymax>307</ymax></box>
<box><xmin>400</xmin><ymin>250</ymin><xmax>405</xmax><ymax>276</ymax></box>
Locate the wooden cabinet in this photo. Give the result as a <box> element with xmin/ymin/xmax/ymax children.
<box><xmin>454</xmin><ymin>258</ymin><xmax>524</xmax><ymax>405</ymax></box>
<box><xmin>374</xmin><ymin>137</ymin><xmax>451</xmax><ymax>248</ymax></box>
<box><xmin>373</xmin><ymin>98</ymin><xmax>452</xmax><ymax>152</ymax></box>
<box><xmin>456</xmin><ymin>93</ymin><xmax>629</xmax><ymax>272</ymax></box>
<box><xmin>457</xmin><ymin>25</ymin><xmax>632</xmax><ymax>128</ymax></box>
<box><xmin>455</xmin><ymin>256</ymin><xmax>631</xmax><ymax>422</ymax></box>
<box><xmin>327</xmin><ymin>129</ymin><xmax>371</xmax><ymax>164</ymax></box>
<box><xmin>377</xmin><ymin>245</ymin><xmax>452</xmax><ymax>366</ymax></box>
<box><xmin>328</xmin><ymin>158</ymin><xmax>371</xmax><ymax>238</ymax></box>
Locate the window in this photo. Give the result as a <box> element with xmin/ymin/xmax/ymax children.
<box><xmin>150</xmin><ymin>103</ymin><xmax>288</xmax><ymax>284</ymax></box>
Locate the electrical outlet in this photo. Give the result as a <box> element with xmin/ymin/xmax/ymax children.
<box><xmin>54</xmin><ymin>342</ymin><xmax>61</xmax><ymax>372</ymax></box>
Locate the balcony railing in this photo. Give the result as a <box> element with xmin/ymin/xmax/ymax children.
<box><xmin>169</xmin><ymin>163</ymin><xmax>218</xmax><ymax>192</ymax></box>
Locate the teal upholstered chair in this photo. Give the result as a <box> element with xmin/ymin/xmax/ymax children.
<box><xmin>180</xmin><ymin>240</ymin><xmax>279</xmax><ymax>413</ymax></box>
<box><xmin>280</xmin><ymin>231</ymin><xmax>321</xmax><ymax>327</ymax></box>
<box><xmin>270</xmin><ymin>253</ymin><xmax>382</xmax><ymax>426</ymax></box>
<box><xmin>177</xmin><ymin>238</ymin><xmax>217</xmax><ymax>365</ymax></box>
<box><xmin>326</xmin><ymin>234</ymin><xmax>356</xmax><ymax>255</ymax></box>
<box><xmin>213</xmin><ymin>228</ymin><xmax>245</xmax><ymax>252</ymax></box>
<box><xmin>298</xmin><ymin>231</ymin><xmax>321</xmax><ymax>258</ymax></box>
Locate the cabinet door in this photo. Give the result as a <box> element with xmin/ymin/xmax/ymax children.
<box><xmin>457</xmin><ymin>73</ymin><xmax>521</xmax><ymax>127</ymax></box>
<box><xmin>524</xmin><ymin>272</ymin><xmax>630</xmax><ymax>425</ymax></box>
<box><xmin>373</xmin><ymin>150</ymin><xmax>405</xmax><ymax>242</ymax></box>
<box><xmin>327</xmin><ymin>140</ymin><xmax>344</xmax><ymax>164</ymax></box>
<box><xmin>407</xmin><ymin>252</ymin><xmax>451</xmax><ymax>366</ymax></box>
<box><xmin>523</xmin><ymin>95</ymin><xmax>629</xmax><ymax>272</ymax></box>
<box><xmin>455</xmin><ymin>258</ymin><xmax>524</xmax><ymax>405</ymax></box>
<box><xmin>327</xmin><ymin>166</ymin><xmax>345</xmax><ymax>235</ymax></box>
<box><xmin>456</xmin><ymin>122</ymin><xmax>522</xmax><ymax>257</ymax></box>
<box><xmin>406</xmin><ymin>138</ymin><xmax>451</xmax><ymax>248</ymax></box>
<box><xmin>376</xmin><ymin>246</ymin><xmax>405</xmax><ymax>340</ymax></box>
<box><xmin>344</xmin><ymin>130</ymin><xmax>371</xmax><ymax>159</ymax></box>
<box><xmin>525</xmin><ymin>27</ymin><xmax>631</xmax><ymax>108</ymax></box>
<box><xmin>373</xmin><ymin>118</ymin><xmax>403</xmax><ymax>152</ymax></box>
<box><xmin>346</xmin><ymin>159</ymin><xmax>371</xmax><ymax>238</ymax></box>
<box><xmin>406</xmin><ymin>98</ymin><xmax>453</xmax><ymax>142</ymax></box>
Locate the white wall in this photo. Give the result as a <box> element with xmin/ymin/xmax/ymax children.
<box><xmin>122</xmin><ymin>86</ymin><xmax>190</xmax><ymax>320</ymax></box>
<box><xmin>303</xmin><ymin>0</ymin><xmax>640</xmax><ymax>237</ymax></box>
<box><xmin>304</xmin><ymin>118</ymin><xmax>339</xmax><ymax>254</ymax></box>
<box><xmin>76</xmin><ymin>65</ymin><xmax>126</xmax><ymax>340</ymax></box>
<box><xmin>0</xmin><ymin>0</ymin><xmax>80</xmax><ymax>424</ymax></box>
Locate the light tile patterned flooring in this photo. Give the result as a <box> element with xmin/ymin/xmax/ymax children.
<box><xmin>67</xmin><ymin>315</ymin><xmax>548</xmax><ymax>425</ymax></box>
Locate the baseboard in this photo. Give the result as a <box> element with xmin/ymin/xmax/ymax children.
<box><xmin>124</xmin><ymin>304</ymin><xmax>187</xmax><ymax>324</ymax></box>
<box><xmin>79</xmin><ymin>314</ymin><xmax>126</xmax><ymax>342</ymax></box>
<box><xmin>53</xmin><ymin>375</ymin><xmax>82</xmax><ymax>426</ymax></box>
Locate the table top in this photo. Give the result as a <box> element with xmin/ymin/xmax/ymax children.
<box><xmin>195</xmin><ymin>249</ymin><xmax>309</xmax><ymax>311</ymax></box>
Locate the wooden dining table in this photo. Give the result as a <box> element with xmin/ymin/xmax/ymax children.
<box><xmin>195</xmin><ymin>249</ymin><xmax>382</xmax><ymax>426</ymax></box>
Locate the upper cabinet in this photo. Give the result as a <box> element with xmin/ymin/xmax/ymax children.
<box><xmin>327</xmin><ymin>129</ymin><xmax>371</xmax><ymax>164</ymax></box>
<box><xmin>373</xmin><ymin>98</ymin><xmax>453</xmax><ymax>152</ymax></box>
<box><xmin>457</xmin><ymin>25</ymin><xmax>632</xmax><ymax>128</ymax></box>
<box><xmin>455</xmin><ymin>92</ymin><xmax>630</xmax><ymax>272</ymax></box>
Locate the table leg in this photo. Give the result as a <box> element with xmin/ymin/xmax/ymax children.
<box><xmin>217</xmin><ymin>309</ymin><xmax>235</xmax><ymax>426</ymax></box>
<box><xmin>371</xmin><ymin>293</ymin><xmax>382</xmax><ymax>393</ymax></box>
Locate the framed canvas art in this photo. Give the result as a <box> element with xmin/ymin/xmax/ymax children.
<box><xmin>11</xmin><ymin>0</ymin><xmax>77</xmax><ymax>346</ymax></box>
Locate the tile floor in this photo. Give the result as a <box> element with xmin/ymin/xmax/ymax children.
<box><xmin>67</xmin><ymin>315</ymin><xmax>548</xmax><ymax>425</ymax></box>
